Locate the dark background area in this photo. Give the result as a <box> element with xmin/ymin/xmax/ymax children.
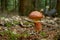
<box><xmin>0</xmin><ymin>0</ymin><xmax>60</xmax><ymax>16</ymax></box>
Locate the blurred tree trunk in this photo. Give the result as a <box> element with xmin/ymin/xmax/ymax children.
<box><xmin>56</xmin><ymin>0</ymin><xmax>60</xmax><ymax>13</ymax></box>
<box><xmin>0</xmin><ymin>0</ymin><xmax>1</xmax><ymax>11</ymax></box>
<box><xmin>50</xmin><ymin>0</ymin><xmax>57</xmax><ymax>9</ymax></box>
<box><xmin>1</xmin><ymin>0</ymin><xmax>6</xmax><ymax>12</ymax></box>
<box><xmin>19</xmin><ymin>0</ymin><xmax>34</xmax><ymax>16</ymax></box>
<box><xmin>19</xmin><ymin>0</ymin><xmax>25</xmax><ymax>16</ymax></box>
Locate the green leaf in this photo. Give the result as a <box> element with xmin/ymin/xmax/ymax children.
<box><xmin>5</xmin><ymin>22</ymin><xmax>12</xmax><ymax>27</ymax></box>
<box><xmin>40</xmin><ymin>31</ymin><xmax>46</xmax><ymax>37</ymax></box>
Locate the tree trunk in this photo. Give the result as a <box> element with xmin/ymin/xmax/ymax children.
<box><xmin>56</xmin><ymin>0</ymin><xmax>60</xmax><ymax>13</ymax></box>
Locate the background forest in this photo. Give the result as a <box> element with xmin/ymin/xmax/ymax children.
<box><xmin>0</xmin><ymin>0</ymin><xmax>60</xmax><ymax>16</ymax></box>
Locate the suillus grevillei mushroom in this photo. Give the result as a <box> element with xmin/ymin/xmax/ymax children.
<box><xmin>29</xmin><ymin>11</ymin><xmax>43</xmax><ymax>32</ymax></box>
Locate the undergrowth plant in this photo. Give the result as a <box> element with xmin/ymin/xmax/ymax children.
<box><xmin>40</xmin><ymin>31</ymin><xmax>46</xmax><ymax>37</ymax></box>
<box><xmin>0</xmin><ymin>30</ymin><xmax>20</xmax><ymax>40</ymax></box>
<box><xmin>5</xmin><ymin>22</ymin><xmax>13</xmax><ymax>27</ymax></box>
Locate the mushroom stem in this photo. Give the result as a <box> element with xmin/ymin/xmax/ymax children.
<box><xmin>34</xmin><ymin>21</ymin><xmax>42</xmax><ymax>33</ymax></box>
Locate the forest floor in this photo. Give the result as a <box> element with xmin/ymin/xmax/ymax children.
<box><xmin>0</xmin><ymin>16</ymin><xmax>60</xmax><ymax>40</ymax></box>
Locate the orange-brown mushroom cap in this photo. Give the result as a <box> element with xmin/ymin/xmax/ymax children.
<box><xmin>29</xmin><ymin>11</ymin><xmax>43</xmax><ymax>20</ymax></box>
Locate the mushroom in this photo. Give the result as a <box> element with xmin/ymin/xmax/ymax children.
<box><xmin>29</xmin><ymin>11</ymin><xmax>43</xmax><ymax>32</ymax></box>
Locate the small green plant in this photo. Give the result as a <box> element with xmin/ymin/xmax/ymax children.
<box><xmin>13</xmin><ymin>20</ymin><xmax>19</xmax><ymax>25</ymax></box>
<box><xmin>5</xmin><ymin>22</ymin><xmax>12</xmax><ymax>27</ymax></box>
<box><xmin>23</xmin><ymin>21</ymin><xmax>30</xmax><ymax>25</ymax></box>
<box><xmin>0</xmin><ymin>31</ymin><xmax>5</xmax><ymax>36</ymax></box>
<box><xmin>0</xmin><ymin>30</ymin><xmax>20</xmax><ymax>40</ymax></box>
<box><xmin>40</xmin><ymin>31</ymin><xmax>46</xmax><ymax>37</ymax></box>
<box><xmin>23</xmin><ymin>21</ymin><xmax>34</xmax><ymax>28</ymax></box>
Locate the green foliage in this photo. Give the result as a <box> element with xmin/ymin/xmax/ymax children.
<box><xmin>0</xmin><ymin>31</ymin><xmax>5</xmax><ymax>36</ymax></box>
<box><xmin>4</xmin><ymin>20</ymin><xmax>19</xmax><ymax>27</ymax></box>
<box><xmin>0</xmin><ymin>0</ymin><xmax>1</xmax><ymax>7</ymax></box>
<box><xmin>5</xmin><ymin>22</ymin><xmax>12</xmax><ymax>27</ymax></box>
<box><xmin>6</xmin><ymin>0</ymin><xmax>18</xmax><ymax>11</ymax></box>
<box><xmin>23</xmin><ymin>21</ymin><xmax>33</xmax><ymax>25</ymax></box>
<box><xmin>13</xmin><ymin>20</ymin><xmax>19</xmax><ymax>25</ymax></box>
<box><xmin>8</xmin><ymin>31</ymin><xmax>18</xmax><ymax>40</ymax></box>
<box><xmin>7</xmin><ymin>0</ymin><xmax>14</xmax><ymax>11</ymax></box>
<box><xmin>0</xmin><ymin>30</ymin><xmax>31</xmax><ymax>40</ymax></box>
<box><xmin>36</xmin><ymin>0</ymin><xmax>46</xmax><ymax>11</ymax></box>
<box><xmin>40</xmin><ymin>31</ymin><xmax>46</xmax><ymax>37</ymax></box>
<box><xmin>0</xmin><ymin>30</ymin><xmax>20</xmax><ymax>40</ymax></box>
